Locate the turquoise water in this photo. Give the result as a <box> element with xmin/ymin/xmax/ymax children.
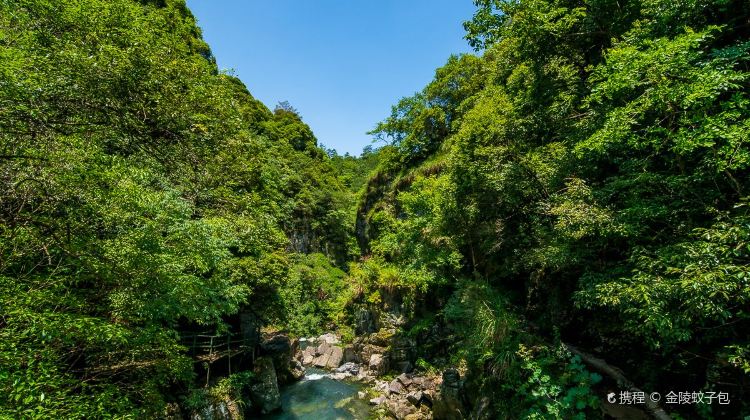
<box><xmin>261</xmin><ymin>368</ymin><xmax>372</xmax><ymax>419</ymax></box>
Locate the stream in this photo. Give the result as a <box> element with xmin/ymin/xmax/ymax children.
<box><xmin>261</xmin><ymin>368</ymin><xmax>372</xmax><ymax>419</ymax></box>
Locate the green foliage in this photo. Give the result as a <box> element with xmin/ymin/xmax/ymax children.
<box><xmin>277</xmin><ymin>253</ymin><xmax>350</xmax><ymax>336</ymax></box>
<box><xmin>355</xmin><ymin>0</ymin><xmax>750</xmax><ymax>417</ymax></box>
<box><xmin>0</xmin><ymin>0</ymin><xmax>357</xmax><ymax>416</ymax></box>
<box><xmin>515</xmin><ymin>346</ymin><xmax>602</xmax><ymax>419</ymax></box>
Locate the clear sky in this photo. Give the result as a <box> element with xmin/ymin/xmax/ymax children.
<box><xmin>185</xmin><ymin>1</ymin><xmax>476</xmax><ymax>156</ymax></box>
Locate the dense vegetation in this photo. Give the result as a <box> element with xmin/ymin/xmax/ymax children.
<box><xmin>0</xmin><ymin>0</ymin><xmax>356</xmax><ymax>417</ymax></box>
<box><xmin>1</xmin><ymin>0</ymin><xmax>749</xmax><ymax>418</ymax></box>
<box><xmin>352</xmin><ymin>0</ymin><xmax>750</xmax><ymax>418</ymax></box>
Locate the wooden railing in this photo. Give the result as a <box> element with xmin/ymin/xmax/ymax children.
<box><xmin>181</xmin><ymin>332</ymin><xmax>253</xmax><ymax>386</ymax></box>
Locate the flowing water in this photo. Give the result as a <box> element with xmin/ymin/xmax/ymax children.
<box><xmin>261</xmin><ymin>368</ymin><xmax>372</xmax><ymax>419</ymax></box>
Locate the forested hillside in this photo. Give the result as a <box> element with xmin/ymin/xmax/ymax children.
<box><xmin>351</xmin><ymin>0</ymin><xmax>750</xmax><ymax>418</ymax></box>
<box><xmin>1</xmin><ymin>0</ymin><xmax>749</xmax><ymax>419</ymax></box>
<box><xmin>0</xmin><ymin>1</ymin><xmax>356</xmax><ymax>417</ymax></box>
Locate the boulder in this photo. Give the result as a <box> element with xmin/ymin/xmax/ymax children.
<box><xmin>385</xmin><ymin>398</ymin><xmax>417</xmax><ymax>419</ymax></box>
<box><xmin>302</xmin><ymin>346</ymin><xmax>315</xmax><ymax>366</ymax></box>
<box><xmin>369</xmin><ymin>353</ymin><xmax>387</xmax><ymax>375</ymax></box>
<box><xmin>396</xmin><ymin>373</ymin><xmax>413</xmax><ymax>388</ymax></box>
<box><xmin>361</xmin><ymin>344</ymin><xmax>387</xmax><ymax>364</ymax></box>
<box><xmin>355</xmin><ymin>308</ymin><xmax>377</xmax><ymax>335</ymax></box>
<box><xmin>313</xmin><ymin>352</ymin><xmax>330</xmax><ymax>368</ymax></box>
<box><xmin>389</xmin><ymin>379</ymin><xmax>404</xmax><ymax>394</ymax></box>
<box><xmin>318</xmin><ymin>333</ymin><xmax>340</xmax><ymax>344</ymax></box>
<box><xmin>421</xmin><ymin>390</ymin><xmax>434</xmax><ymax>406</ymax></box>
<box><xmin>397</xmin><ymin>361</ymin><xmax>414</xmax><ymax>374</ymax></box>
<box><xmin>316</xmin><ymin>341</ymin><xmax>330</xmax><ymax>357</ymax></box>
<box><xmin>290</xmin><ymin>359</ymin><xmax>306</xmax><ymax>381</ymax></box>
<box><xmin>369</xmin><ymin>396</ymin><xmax>387</xmax><ymax>406</ymax></box>
<box><xmin>335</xmin><ymin>362</ymin><xmax>360</xmax><ymax>376</ymax></box>
<box><xmin>326</xmin><ymin>346</ymin><xmax>344</xmax><ymax>368</ymax></box>
<box><xmin>260</xmin><ymin>333</ymin><xmax>293</xmax><ymax>384</ymax></box>
<box><xmin>189</xmin><ymin>399</ymin><xmax>242</xmax><ymax>420</ymax></box>
<box><xmin>249</xmin><ymin>357</ymin><xmax>281</xmax><ymax>414</ymax></box>
<box><xmin>406</xmin><ymin>391</ymin><xmax>424</xmax><ymax>407</ymax></box>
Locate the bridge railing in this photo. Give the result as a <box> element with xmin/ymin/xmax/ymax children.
<box><xmin>180</xmin><ymin>332</ymin><xmax>253</xmax><ymax>385</ymax></box>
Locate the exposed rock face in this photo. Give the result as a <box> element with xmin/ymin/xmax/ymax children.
<box><xmin>355</xmin><ymin>307</ymin><xmax>377</xmax><ymax>335</ymax></box>
<box><xmin>260</xmin><ymin>332</ymin><xmax>296</xmax><ymax>385</ymax></box>
<box><xmin>343</xmin><ymin>345</ymin><xmax>359</xmax><ymax>363</ymax></box>
<box><xmin>249</xmin><ymin>357</ymin><xmax>281</xmax><ymax>414</ymax></box>
<box><xmin>260</xmin><ymin>333</ymin><xmax>307</xmax><ymax>386</ymax></box>
<box><xmin>369</xmin><ymin>353</ymin><xmax>388</xmax><ymax>375</ymax></box>
<box><xmin>432</xmin><ymin>369</ymin><xmax>465</xmax><ymax>420</ymax></box>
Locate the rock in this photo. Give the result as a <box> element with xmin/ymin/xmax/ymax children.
<box><xmin>316</xmin><ymin>340</ymin><xmax>330</xmax><ymax>357</ymax></box>
<box><xmin>432</xmin><ymin>369</ymin><xmax>465</xmax><ymax>420</ymax></box>
<box><xmin>369</xmin><ymin>353</ymin><xmax>387</xmax><ymax>375</ymax></box>
<box><xmin>301</xmin><ymin>345</ymin><xmax>316</xmax><ymax>364</ymax></box>
<box><xmin>302</xmin><ymin>352</ymin><xmax>314</xmax><ymax>366</ymax></box>
<box><xmin>374</xmin><ymin>380</ymin><xmax>389</xmax><ymax>392</ymax></box>
<box><xmin>422</xmin><ymin>390</ymin><xmax>434</xmax><ymax>405</ymax></box>
<box><xmin>313</xmin><ymin>352</ymin><xmax>330</xmax><ymax>368</ymax></box>
<box><xmin>406</xmin><ymin>391</ymin><xmax>424</xmax><ymax>407</ymax></box>
<box><xmin>355</xmin><ymin>308</ymin><xmax>377</xmax><ymax>335</ymax></box>
<box><xmin>190</xmin><ymin>399</ymin><xmax>243</xmax><ymax>420</ymax></box>
<box><xmin>442</xmin><ymin>368</ymin><xmax>461</xmax><ymax>386</ymax></box>
<box><xmin>389</xmin><ymin>379</ymin><xmax>404</xmax><ymax>394</ymax></box>
<box><xmin>385</xmin><ymin>398</ymin><xmax>417</xmax><ymax>419</ymax></box>
<box><xmin>343</xmin><ymin>345</ymin><xmax>359</xmax><ymax>363</ymax></box>
<box><xmin>330</xmin><ymin>372</ymin><xmax>350</xmax><ymax>380</ymax></box>
<box><xmin>396</xmin><ymin>373</ymin><xmax>413</xmax><ymax>387</ymax></box>
<box><xmin>361</xmin><ymin>344</ymin><xmax>387</xmax><ymax>363</ymax></box>
<box><xmin>290</xmin><ymin>360</ymin><xmax>306</xmax><ymax>381</ymax></box>
<box><xmin>369</xmin><ymin>396</ymin><xmax>387</xmax><ymax>405</ymax></box>
<box><xmin>260</xmin><ymin>332</ymin><xmax>298</xmax><ymax>385</ymax></box>
<box><xmin>336</xmin><ymin>362</ymin><xmax>360</xmax><ymax>376</ymax></box>
<box><xmin>318</xmin><ymin>333</ymin><xmax>340</xmax><ymax>344</ymax></box>
<box><xmin>326</xmin><ymin>346</ymin><xmax>344</xmax><ymax>368</ymax></box>
<box><xmin>249</xmin><ymin>357</ymin><xmax>281</xmax><ymax>414</ymax></box>
<box><xmin>368</xmin><ymin>328</ymin><xmax>395</xmax><ymax>347</ymax></box>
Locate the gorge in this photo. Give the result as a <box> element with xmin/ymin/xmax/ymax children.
<box><xmin>2</xmin><ymin>0</ymin><xmax>749</xmax><ymax>419</ymax></box>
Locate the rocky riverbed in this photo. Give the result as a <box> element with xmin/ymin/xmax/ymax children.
<box><xmin>294</xmin><ymin>332</ymin><xmax>468</xmax><ymax>420</ymax></box>
<box><xmin>187</xmin><ymin>328</ymin><xmax>470</xmax><ymax>419</ymax></box>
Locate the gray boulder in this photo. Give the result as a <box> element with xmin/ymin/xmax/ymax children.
<box><xmin>369</xmin><ymin>353</ymin><xmax>387</xmax><ymax>375</ymax></box>
<box><xmin>335</xmin><ymin>362</ymin><xmax>360</xmax><ymax>375</ymax></box>
<box><xmin>249</xmin><ymin>357</ymin><xmax>281</xmax><ymax>414</ymax></box>
<box><xmin>326</xmin><ymin>345</ymin><xmax>344</xmax><ymax>368</ymax></box>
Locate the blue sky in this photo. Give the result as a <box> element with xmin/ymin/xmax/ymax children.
<box><xmin>185</xmin><ymin>1</ymin><xmax>476</xmax><ymax>156</ymax></box>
